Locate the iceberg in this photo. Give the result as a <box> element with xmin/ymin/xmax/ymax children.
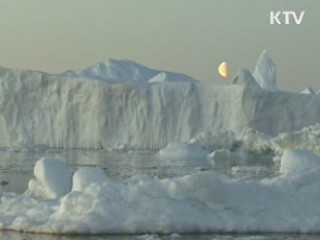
<box><xmin>0</xmin><ymin>50</ymin><xmax>319</xmax><ymax>236</ymax></box>
<box><xmin>0</xmin><ymin>58</ymin><xmax>318</xmax><ymax>150</ymax></box>
<box><xmin>253</xmin><ymin>50</ymin><xmax>277</xmax><ymax>91</ymax></box>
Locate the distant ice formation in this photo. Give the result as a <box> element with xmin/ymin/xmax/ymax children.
<box><xmin>253</xmin><ymin>50</ymin><xmax>277</xmax><ymax>91</ymax></box>
<box><xmin>59</xmin><ymin>59</ymin><xmax>198</xmax><ymax>84</ymax></box>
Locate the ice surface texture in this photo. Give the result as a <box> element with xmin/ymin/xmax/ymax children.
<box><xmin>0</xmin><ymin>55</ymin><xmax>319</xmax><ymax>149</ymax></box>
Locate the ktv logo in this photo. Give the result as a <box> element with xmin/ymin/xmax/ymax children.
<box><xmin>270</xmin><ymin>11</ymin><xmax>305</xmax><ymax>25</ymax></box>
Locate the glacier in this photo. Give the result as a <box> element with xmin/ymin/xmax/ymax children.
<box><xmin>0</xmin><ymin>53</ymin><xmax>319</xmax><ymax>150</ymax></box>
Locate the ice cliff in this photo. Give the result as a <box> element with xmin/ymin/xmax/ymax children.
<box><xmin>0</xmin><ymin>53</ymin><xmax>318</xmax><ymax>149</ymax></box>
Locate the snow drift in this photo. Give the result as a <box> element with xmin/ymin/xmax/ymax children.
<box><xmin>0</xmin><ymin>52</ymin><xmax>319</xmax><ymax>149</ymax></box>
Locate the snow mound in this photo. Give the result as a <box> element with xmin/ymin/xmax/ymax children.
<box><xmin>280</xmin><ymin>149</ymin><xmax>320</xmax><ymax>175</ymax></box>
<box><xmin>31</xmin><ymin>158</ymin><xmax>73</xmax><ymax>198</ymax></box>
<box><xmin>253</xmin><ymin>50</ymin><xmax>277</xmax><ymax>91</ymax></box>
<box><xmin>72</xmin><ymin>167</ymin><xmax>108</xmax><ymax>192</ymax></box>
<box><xmin>159</xmin><ymin>142</ymin><xmax>210</xmax><ymax>167</ymax></box>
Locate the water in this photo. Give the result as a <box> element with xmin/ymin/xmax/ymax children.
<box><xmin>0</xmin><ymin>149</ymin><xmax>315</xmax><ymax>239</ymax></box>
<box><xmin>1</xmin><ymin>231</ymin><xmax>320</xmax><ymax>240</ymax></box>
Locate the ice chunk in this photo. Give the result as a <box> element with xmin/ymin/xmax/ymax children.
<box><xmin>72</xmin><ymin>167</ymin><xmax>108</xmax><ymax>192</ymax></box>
<box><xmin>280</xmin><ymin>149</ymin><xmax>320</xmax><ymax>175</ymax></box>
<box><xmin>159</xmin><ymin>142</ymin><xmax>210</xmax><ymax>168</ymax></box>
<box><xmin>33</xmin><ymin>158</ymin><xmax>73</xmax><ymax>198</ymax></box>
<box><xmin>253</xmin><ymin>50</ymin><xmax>277</xmax><ymax>91</ymax></box>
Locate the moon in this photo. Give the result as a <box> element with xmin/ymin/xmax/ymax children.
<box><xmin>218</xmin><ymin>61</ymin><xmax>228</xmax><ymax>78</ymax></box>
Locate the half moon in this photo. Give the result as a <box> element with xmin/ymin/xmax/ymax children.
<box><xmin>218</xmin><ymin>61</ymin><xmax>228</xmax><ymax>78</ymax></box>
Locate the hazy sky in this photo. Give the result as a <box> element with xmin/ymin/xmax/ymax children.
<box><xmin>0</xmin><ymin>0</ymin><xmax>319</xmax><ymax>91</ymax></box>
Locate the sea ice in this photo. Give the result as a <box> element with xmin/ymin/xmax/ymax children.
<box><xmin>2</xmin><ymin>158</ymin><xmax>320</xmax><ymax>234</ymax></box>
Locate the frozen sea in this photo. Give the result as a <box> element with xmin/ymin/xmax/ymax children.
<box><xmin>0</xmin><ymin>149</ymin><xmax>317</xmax><ymax>240</ymax></box>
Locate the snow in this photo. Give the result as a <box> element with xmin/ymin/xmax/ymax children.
<box><xmin>253</xmin><ymin>50</ymin><xmax>277</xmax><ymax>91</ymax></box>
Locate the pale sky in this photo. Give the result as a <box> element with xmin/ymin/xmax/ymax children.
<box><xmin>0</xmin><ymin>0</ymin><xmax>319</xmax><ymax>91</ymax></box>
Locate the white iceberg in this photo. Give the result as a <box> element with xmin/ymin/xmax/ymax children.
<box><xmin>253</xmin><ymin>50</ymin><xmax>277</xmax><ymax>91</ymax></box>
<box><xmin>0</xmin><ymin>56</ymin><xmax>318</xmax><ymax>149</ymax></box>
